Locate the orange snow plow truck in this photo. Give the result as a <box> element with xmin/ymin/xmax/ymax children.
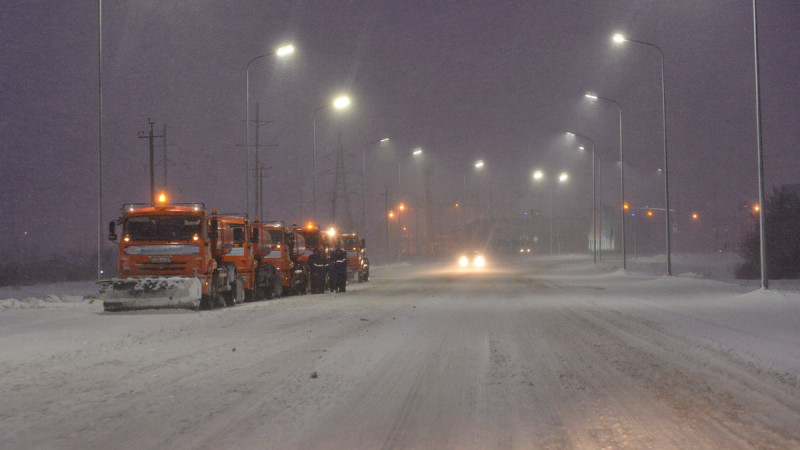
<box><xmin>340</xmin><ymin>231</ymin><xmax>369</xmax><ymax>282</ymax></box>
<box><xmin>101</xmin><ymin>203</ymin><xmax>260</xmax><ymax>311</ymax></box>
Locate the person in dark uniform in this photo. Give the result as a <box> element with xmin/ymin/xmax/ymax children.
<box><xmin>331</xmin><ymin>246</ymin><xmax>348</xmax><ymax>292</ymax></box>
<box><xmin>308</xmin><ymin>248</ymin><xmax>328</xmax><ymax>294</ymax></box>
<box><xmin>328</xmin><ymin>249</ymin><xmax>337</xmax><ymax>292</ymax></box>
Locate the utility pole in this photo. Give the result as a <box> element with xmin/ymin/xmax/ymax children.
<box><xmin>162</xmin><ymin>123</ymin><xmax>168</xmax><ymax>191</ymax></box>
<box><xmin>139</xmin><ymin>118</ymin><xmax>163</xmax><ymax>205</ymax></box>
<box><xmin>257</xmin><ymin>165</ymin><xmax>272</xmax><ymax>220</ymax></box>
<box><xmin>381</xmin><ymin>185</ymin><xmax>390</xmax><ymax>259</ymax></box>
<box><xmin>250</xmin><ymin>102</ymin><xmax>275</xmax><ymax>219</ymax></box>
<box><xmin>424</xmin><ymin>165</ymin><xmax>434</xmax><ymax>255</ymax></box>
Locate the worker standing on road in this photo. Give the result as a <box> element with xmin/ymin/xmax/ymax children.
<box><xmin>308</xmin><ymin>248</ymin><xmax>327</xmax><ymax>294</ymax></box>
<box><xmin>331</xmin><ymin>245</ymin><xmax>348</xmax><ymax>292</ymax></box>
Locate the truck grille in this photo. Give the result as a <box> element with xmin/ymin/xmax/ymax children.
<box><xmin>135</xmin><ymin>261</ymin><xmax>189</xmax><ymax>273</ymax></box>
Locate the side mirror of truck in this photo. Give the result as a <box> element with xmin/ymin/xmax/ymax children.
<box><xmin>208</xmin><ymin>219</ymin><xmax>219</xmax><ymax>239</ymax></box>
<box><xmin>361</xmin><ymin>238</ymin><xmax>366</xmax><ymax>248</ymax></box>
<box><xmin>108</xmin><ymin>221</ymin><xmax>117</xmax><ymax>241</ymax></box>
<box><xmin>251</xmin><ymin>228</ymin><xmax>260</xmax><ymax>243</ymax></box>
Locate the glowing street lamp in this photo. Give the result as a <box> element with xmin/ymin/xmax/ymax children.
<box><xmin>333</xmin><ymin>95</ymin><xmax>351</xmax><ymax>109</ymax></box>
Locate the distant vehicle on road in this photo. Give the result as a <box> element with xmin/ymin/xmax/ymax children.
<box><xmin>458</xmin><ymin>251</ymin><xmax>486</xmax><ymax>269</ymax></box>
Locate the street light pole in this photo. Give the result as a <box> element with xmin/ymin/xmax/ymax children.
<box><xmin>97</xmin><ymin>0</ymin><xmax>104</xmax><ymax>278</ymax></box>
<box><xmin>613</xmin><ymin>33</ymin><xmax>672</xmax><ymax>275</ymax></box>
<box><xmin>312</xmin><ymin>106</ymin><xmax>322</xmax><ymax>224</ymax></box>
<box><xmin>752</xmin><ymin>0</ymin><xmax>768</xmax><ymax>290</ymax></box>
<box><xmin>246</xmin><ymin>44</ymin><xmax>294</xmax><ymax>218</ymax></box>
<box><xmin>362</xmin><ymin>137</ymin><xmax>390</xmax><ymax>242</ymax></box>
<box><xmin>398</xmin><ymin>203</ymin><xmax>405</xmax><ymax>258</ymax></box>
<box><xmin>586</xmin><ymin>93</ymin><xmax>626</xmax><ymax>270</ymax></box>
<box><xmin>567</xmin><ymin>132</ymin><xmax>597</xmax><ymax>264</ymax></box>
<box><xmin>532</xmin><ymin>169</ymin><xmax>567</xmax><ymax>256</ymax></box>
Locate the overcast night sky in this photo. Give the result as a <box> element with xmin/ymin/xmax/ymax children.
<box><xmin>2</xmin><ymin>1</ymin><xmax>799</xmax><ymax>268</ymax></box>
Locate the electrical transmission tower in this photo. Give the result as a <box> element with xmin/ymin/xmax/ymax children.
<box><xmin>330</xmin><ymin>132</ymin><xmax>354</xmax><ymax>229</ymax></box>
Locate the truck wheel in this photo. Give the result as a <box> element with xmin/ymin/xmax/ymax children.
<box><xmin>296</xmin><ymin>267</ymin><xmax>309</xmax><ymax>295</ymax></box>
<box><xmin>225</xmin><ymin>277</ymin><xmax>243</xmax><ymax>306</ymax></box>
<box><xmin>233</xmin><ymin>277</ymin><xmax>245</xmax><ymax>305</ymax></box>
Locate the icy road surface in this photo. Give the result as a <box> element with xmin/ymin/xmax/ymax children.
<box><xmin>1</xmin><ymin>257</ymin><xmax>799</xmax><ymax>449</ymax></box>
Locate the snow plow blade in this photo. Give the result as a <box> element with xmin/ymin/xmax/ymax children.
<box><xmin>102</xmin><ymin>277</ymin><xmax>203</xmax><ymax>312</ymax></box>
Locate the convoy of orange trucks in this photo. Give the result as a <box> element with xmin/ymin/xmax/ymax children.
<box><xmin>101</xmin><ymin>201</ymin><xmax>369</xmax><ymax>311</ymax></box>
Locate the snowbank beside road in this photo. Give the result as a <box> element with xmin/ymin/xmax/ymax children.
<box><xmin>0</xmin><ymin>281</ymin><xmax>99</xmax><ymax>310</ymax></box>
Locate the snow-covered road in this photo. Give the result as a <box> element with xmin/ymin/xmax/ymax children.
<box><xmin>1</xmin><ymin>257</ymin><xmax>799</xmax><ymax>449</ymax></box>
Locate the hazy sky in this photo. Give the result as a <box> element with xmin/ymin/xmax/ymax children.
<box><xmin>2</xmin><ymin>1</ymin><xmax>798</xmax><ymax>263</ymax></box>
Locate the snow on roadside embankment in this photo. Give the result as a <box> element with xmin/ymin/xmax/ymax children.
<box><xmin>0</xmin><ymin>281</ymin><xmax>101</xmax><ymax>310</ymax></box>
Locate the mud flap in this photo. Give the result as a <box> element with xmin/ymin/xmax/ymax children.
<box><xmin>103</xmin><ymin>277</ymin><xmax>203</xmax><ymax>311</ymax></box>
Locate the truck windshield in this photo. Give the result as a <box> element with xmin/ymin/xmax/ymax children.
<box><xmin>125</xmin><ymin>216</ymin><xmax>202</xmax><ymax>241</ymax></box>
<box><xmin>299</xmin><ymin>231</ymin><xmax>319</xmax><ymax>248</ymax></box>
<box><xmin>342</xmin><ymin>238</ymin><xmax>358</xmax><ymax>251</ymax></box>
<box><xmin>267</xmin><ymin>230</ymin><xmax>283</xmax><ymax>247</ymax></box>
<box><xmin>228</xmin><ymin>225</ymin><xmax>245</xmax><ymax>245</ymax></box>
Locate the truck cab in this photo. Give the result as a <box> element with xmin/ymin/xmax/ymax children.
<box><xmin>340</xmin><ymin>232</ymin><xmax>369</xmax><ymax>282</ymax></box>
<box><xmin>103</xmin><ymin>202</ymin><xmax>220</xmax><ymax>311</ymax></box>
<box><xmin>209</xmin><ymin>213</ymin><xmax>258</xmax><ymax>305</ymax></box>
<box><xmin>251</xmin><ymin>221</ymin><xmax>308</xmax><ymax>296</ymax></box>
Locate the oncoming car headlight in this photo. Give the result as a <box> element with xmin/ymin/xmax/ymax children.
<box><xmin>458</xmin><ymin>255</ymin><xmax>469</xmax><ymax>267</ymax></box>
<box><xmin>473</xmin><ymin>254</ymin><xmax>485</xmax><ymax>268</ymax></box>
